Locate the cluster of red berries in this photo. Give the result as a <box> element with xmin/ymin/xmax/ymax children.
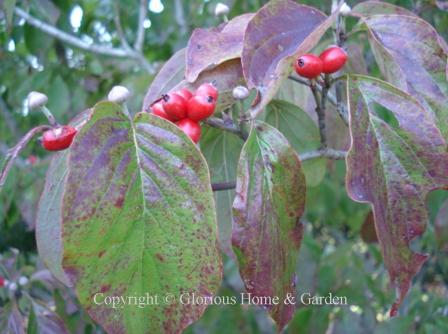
<box><xmin>294</xmin><ymin>46</ymin><xmax>348</xmax><ymax>79</ymax></box>
<box><xmin>149</xmin><ymin>83</ymin><xmax>218</xmax><ymax>143</ymax></box>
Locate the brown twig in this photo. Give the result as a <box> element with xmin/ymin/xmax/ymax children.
<box><xmin>212</xmin><ymin>181</ymin><xmax>236</xmax><ymax>192</ymax></box>
<box><xmin>204</xmin><ymin>117</ymin><xmax>248</xmax><ymax>141</ymax></box>
<box><xmin>0</xmin><ymin>125</ymin><xmax>51</xmax><ymax>188</ymax></box>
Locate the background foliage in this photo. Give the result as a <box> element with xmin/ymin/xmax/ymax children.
<box><xmin>0</xmin><ymin>0</ymin><xmax>447</xmax><ymax>333</ymax></box>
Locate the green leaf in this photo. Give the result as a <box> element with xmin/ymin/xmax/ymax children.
<box><xmin>242</xmin><ymin>0</ymin><xmax>340</xmax><ymax>115</ymax></box>
<box><xmin>3</xmin><ymin>0</ymin><xmax>16</xmax><ymax>31</ymax></box>
<box><xmin>200</xmin><ymin>127</ymin><xmax>243</xmax><ymax>256</ymax></box>
<box><xmin>363</xmin><ymin>14</ymin><xmax>448</xmax><ymax>139</ymax></box>
<box><xmin>186</xmin><ymin>13</ymin><xmax>254</xmax><ymax>82</ymax></box>
<box><xmin>346</xmin><ymin>74</ymin><xmax>448</xmax><ymax>316</ymax></box>
<box><xmin>36</xmin><ymin>110</ymin><xmax>91</xmax><ymax>287</ymax></box>
<box><xmin>61</xmin><ymin>102</ymin><xmax>222</xmax><ymax>333</ymax></box>
<box><xmin>47</xmin><ymin>76</ymin><xmax>70</xmax><ymax>119</ymax></box>
<box><xmin>264</xmin><ymin>100</ymin><xmax>326</xmax><ymax>187</ymax></box>
<box><xmin>232</xmin><ymin>121</ymin><xmax>306</xmax><ymax>330</ymax></box>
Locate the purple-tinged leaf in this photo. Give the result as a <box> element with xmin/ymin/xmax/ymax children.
<box><xmin>242</xmin><ymin>0</ymin><xmax>339</xmax><ymax>116</ymax></box>
<box><xmin>360</xmin><ymin>211</ymin><xmax>378</xmax><ymax>244</ymax></box>
<box><xmin>36</xmin><ymin>110</ymin><xmax>91</xmax><ymax>287</ymax></box>
<box><xmin>363</xmin><ymin>15</ymin><xmax>448</xmax><ymax>139</ymax></box>
<box><xmin>142</xmin><ymin>48</ymin><xmax>186</xmax><ymax>110</ymax></box>
<box><xmin>346</xmin><ymin>75</ymin><xmax>448</xmax><ymax>316</ymax></box>
<box><xmin>352</xmin><ymin>1</ymin><xmax>416</xmax><ymax>16</ymax></box>
<box><xmin>232</xmin><ymin>121</ymin><xmax>306</xmax><ymax>330</ymax></box>
<box><xmin>61</xmin><ymin>102</ymin><xmax>222</xmax><ymax>334</ymax></box>
<box><xmin>27</xmin><ymin>300</ymin><xmax>69</xmax><ymax>334</ymax></box>
<box><xmin>186</xmin><ymin>14</ymin><xmax>254</xmax><ymax>82</ymax></box>
<box><xmin>7</xmin><ymin>305</ymin><xmax>25</xmax><ymax>334</ymax></box>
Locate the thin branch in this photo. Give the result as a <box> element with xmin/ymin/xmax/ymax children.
<box><xmin>174</xmin><ymin>0</ymin><xmax>188</xmax><ymax>35</ymax></box>
<box><xmin>212</xmin><ymin>149</ymin><xmax>347</xmax><ymax>192</ymax></box>
<box><xmin>14</xmin><ymin>7</ymin><xmax>155</xmax><ymax>74</ymax></box>
<box><xmin>0</xmin><ymin>125</ymin><xmax>51</xmax><ymax>188</ymax></box>
<box><xmin>310</xmin><ymin>82</ymin><xmax>327</xmax><ymax>148</ymax></box>
<box><xmin>287</xmin><ymin>75</ymin><xmax>310</xmax><ymax>87</ymax></box>
<box><xmin>204</xmin><ymin>117</ymin><xmax>248</xmax><ymax>140</ymax></box>
<box><xmin>299</xmin><ymin>148</ymin><xmax>347</xmax><ymax>162</ymax></box>
<box><xmin>334</xmin><ymin>5</ymin><xmax>349</xmax><ymax>125</ymax></box>
<box><xmin>113</xmin><ymin>3</ymin><xmax>132</xmax><ymax>50</ymax></box>
<box><xmin>134</xmin><ymin>0</ymin><xmax>147</xmax><ymax>51</ymax></box>
<box><xmin>212</xmin><ymin>181</ymin><xmax>236</xmax><ymax>191</ymax></box>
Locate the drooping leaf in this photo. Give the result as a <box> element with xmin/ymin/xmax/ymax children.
<box><xmin>200</xmin><ymin>126</ymin><xmax>243</xmax><ymax>256</ymax></box>
<box><xmin>264</xmin><ymin>100</ymin><xmax>326</xmax><ymax>187</ymax></box>
<box><xmin>232</xmin><ymin>121</ymin><xmax>306</xmax><ymax>330</ymax></box>
<box><xmin>8</xmin><ymin>304</ymin><xmax>25</xmax><ymax>334</ymax></box>
<box><xmin>352</xmin><ymin>1</ymin><xmax>416</xmax><ymax>16</ymax></box>
<box><xmin>27</xmin><ymin>300</ymin><xmax>69</xmax><ymax>334</ymax></box>
<box><xmin>346</xmin><ymin>75</ymin><xmax>448</xmax><ymax>316</ymax></box>
<box><xmin>242</xmin><ymin>0</ymin><xmax>339</xmax><ymax>116</ymax></box>
<box><xmin>61</xmin><ymin>102</ymin><xmax>222</xmax><ymax>333</ymax></box>
<box><xmin>142</xmin><ymin>48</ymin><xmax>186</xmax><ymax>110</ymax></box>
<box><xmin>36</xmin><ymin>110</ymin><xmax>91</xmax><ymax>287</ymax></box>
<box><xmin>363</xmin><ymin>14</ymin><xmax>448</xmax><ymax>139</ymax></box>
<box><xmin>186</xmin><ymin>13</ymin><xmax>254</xmax><ymax>82</ymax></box>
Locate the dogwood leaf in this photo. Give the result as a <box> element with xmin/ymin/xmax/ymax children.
<box><xmin>61</xmin><ymin>102</ymin><xmax>222</xmax><ymax>333</ymax></box>
<box><xmin>232</xmin><ymin>121</ymin><xmax>306</xmax><ymax>330</ymax></box>
<box><xmin>346</xmin><ymin>75</ymin><xmax>448</xmax><ymax>316</ymax></box>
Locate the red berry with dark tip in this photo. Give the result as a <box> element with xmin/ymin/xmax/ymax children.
<box><xmin>151</xmin><ymin>101</ymin><xmax>173</xmax><ymax>121</ymax></box>
<box><xmin>319</xmin><ymin>46</ymin><xmax>348</xmax><ymax>74</ymax></box>
<box><xmin>176</xmin><ymin>119</ymin><xmax>201</xmax><ymax>143</ymax></box>
<box><xmin>162</xmin><ymin>93</ymin><xmax>187</xmax><ymax>121</ymax></box>
<box><xmin>42</xmin><ymin>126</ymin><xmax>77</xmax><ymax>151</ymax></box>
<box><xmin>195</xmin><ymin>83</ymin><xmax>218</xmax><ymax>101</ymax></box>
<box><xmin>176</xmin><ymin>88</ymin><xmax>193</xmax><ymax>101</ymax></box>
<box><xmin>187</xmin><ymin>95</ymin><xmax>216</xmax><ymax>121</ymax></box>
<box><xmin>0</xmin><ymin>276</ymin><xmax>5</xmax><ymax>288</ymax></box>
<box><xmin>294</xmin><ymin>54</ymin><xmax>323</xmax><ymax>79</ymax></box>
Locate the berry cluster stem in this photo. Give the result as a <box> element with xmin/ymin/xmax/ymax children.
<box><xmin>310</xmin><ymin>81</ymin><xmax>327</xmax><ymax>148</ymax></box>
<box><xmin>41</xmin><ymin>106</ymin><xmax>59</xmax><ymax>127</ymax></box>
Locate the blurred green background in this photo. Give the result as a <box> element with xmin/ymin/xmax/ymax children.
<box><xmin>1</xmin><ymin>0</ymin><xmax>447</xmax><ymax>333</ymax></box>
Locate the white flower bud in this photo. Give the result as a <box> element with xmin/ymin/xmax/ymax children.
<box><xmin>232</xmin><ymin>86</ymin><xmax>249</xmax><ymax>100</ymax></box>
<box><xmin>18</xmin><ymin>276</ymin><xmax>28</xmax><ymax>286</ymax></box>
<box><xmin>108</xmin><ymin>86</ymin><xmax>130</xmax><ymax>104</ymax></box>
<box><xmin>27</xmin><ymin>91</ymin><xmax>48</xmax><ymax>110</ymax></box>
<box><xmin>8</xmin><ymin>282</ymin><xmax>18</xmax><ymax>292</ymax></box>
<box><xmin>215</xmin><ymin>3</ymin><xmax>229</xmax><ymax>17</ymax></box>
<box><xmin>340</xmin><ymin>3</ymin><xmax>351</xmax><ymax>15</ymax></box>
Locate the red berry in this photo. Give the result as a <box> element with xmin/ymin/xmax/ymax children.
<box><xmin>319</xmin><ymin>46</ymin><xmax>348</xmax><ymax>74</ymax></box>
<box><xmin>187</xmin><ymin>95</ymin><xmax>216</xmax><ymax>122</ymax></box>
<box><xmin>151</xmin><ymin>102</ymin><xmax>173</xmax><ymax>121</ymax></box>
<box><xmin>176</xmin><ymin>119</ymin><xmax>201</xmax><ymax>143</ymax></box>
<box><xmin>162</xmin><ymin>93</ymin><xmax>187</xmax><ymax>121</ymax></box>
<box><xmin>176</xmin><ymin>88</ymin><xmax>193</xmax><ymax>101</ymax></box>
<box><xmin>0</xmin><ymin>276</ymin><xmax>4</xmax><ymax>288</ymax></box>
<box><xmin>294</xmin><ymin>54</ymin><xmax>323</xmax><ymax>79</ymax></box>
<box><xmin>195</xmin><ymin>83</ymin><xmax>218</xmax><ymax>101</ymax></box>
<box><xmin>42</xmin><ymin>126</ymin><xmax>77</xmax><ymax>151</ymax></box>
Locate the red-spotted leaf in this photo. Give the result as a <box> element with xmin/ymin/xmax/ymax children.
<box><xmin>186</xmin><ymin>13</ymin><xmax>254</xmax><ymax>82</ymax></box>
<box><xmin>36</xmin><ymin>110</ymin><xmax>91</xmax><ymax>287</ymax></box>
<box><xmin>232</xmin><ymin>121</ymin><xmax>306</xmax><ymax>330</ymax></box>
<box><xmin>352</xmin><ymin>1</ymin><xmax>416</xmax><ymax>16</ymax></box>
<box><xmin>242</xmin><ymin>0</ymin><xmax>339</xmax><ymax>116</ymax></box>
<box><xmin>61</xmin><ymin>102</ymin><xmax>222</xmax><ymax>334</ymax></box>
<box><xmin>362</xmin><ymin>14</ymin><xmax>448</xmax><ymax>139</ymax></box>
<box><xmin>143</xmin><ymin>58</ymin><xmax>245</xmax><ymax>114</ymax></box>
<box><xmin>346</xmin><ymin>75</ymin><xmax>448</xmax><ymax>316</ymax></box>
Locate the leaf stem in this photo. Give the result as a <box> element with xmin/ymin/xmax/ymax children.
<box><xmin>310</xmin><ymin>81</ymin><xmax>327</xmax><ymax>148</ymax></box>
<box><xmin>0</xmin><ymin>125</ymin><xmax>52</xmax><ymax>188</ymax></box>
